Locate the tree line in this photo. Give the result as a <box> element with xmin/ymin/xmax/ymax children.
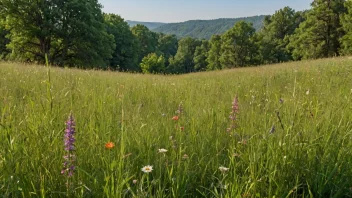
<box><xmin>0</xmin><ymin>0</ymin><xmax>352</xmax><ymax>74</ymax></box>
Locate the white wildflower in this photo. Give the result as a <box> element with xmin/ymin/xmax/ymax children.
<box><xmin>219</xmin><ymin>166</ymin><xmax>230</xmax><ymax>173</ymax></box>
<box><xmin>141</xmin><ymin>165</ymin><xmax>153</xmax><ymax>173</ymax></box>
<box><xmin>158</xmin><ymin>148</ymin><xmax>168</xmax><ymax>153</ymax></box>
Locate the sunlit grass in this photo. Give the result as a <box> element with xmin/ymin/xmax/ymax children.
<box><xmin>1</xmin><ymin>57</ymin><xmax>352</xmax><ymax>197</ymax></box>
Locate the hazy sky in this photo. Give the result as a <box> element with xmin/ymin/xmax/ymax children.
<box><xmin>99</xmin><ymin>0</ymin><xmax>312</xmax><ymax>23</ymax></box>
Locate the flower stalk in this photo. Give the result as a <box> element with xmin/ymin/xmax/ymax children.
<box><xmin>61</xmin><ymin>113</ymin><xmax>76</xmax><ymax>196</ymax></box>
<box><xmin>227</xmin><ymin>96</ymin><xmax>239</xmax><ymax>133</ymax></box>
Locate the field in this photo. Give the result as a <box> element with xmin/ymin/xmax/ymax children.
<box><xmin>1</xmin><ymin>57</ymin><xmax>352</xmax><ymax>197</ymax></box>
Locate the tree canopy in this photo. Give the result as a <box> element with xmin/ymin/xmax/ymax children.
<box><xmin>0</xmin><ymin>0</ymin><xmax>351</xmax><ymax>73</ymax></box>
<box><xmin>168</xmin><ymin>37</ymin><xmax>201</xmax><ymax>73</ymax></box>
<box><xmin>0</xmin><ymin>0</ymin><xmax>114</xmax><ymax>67</ymax></box>
<box><xmin>0</xmin><ymin>23</ymin><xmax>9</xmax><ymax>59</ymax></box>
<box><xmin>220</xmin><ymin>21</ymin><xmax>257</xmax><ymax>68</ymax></box>
<box><xmin>131</xmin><ymin>24</ymin><xmax>159</xmax><ymax>63</ymax></box>
<box><xmin>340</xmin><ymin>0</ymin><xmax>352</xmax><ymax>55</ymax></box>
<box><xmin>193</xmin><ymin>40</ymin><xmax>210</xmax><ymax>72</ymax></box>
<box><xmin>258</xmin><ymin>7</ymin><xmax>304</xmax><ymax>63</ymax></box>
<box><xmin>288</xmin><ymin>0</ymin><xmax>346</xmax><ymax>60</ymax></box>
<box><xmin>105</xmin><ymin>13</ymin><xmax>139</xmax><ymax>71</ymax></box>
<box><xmin>206</xmin><ymin>35</ymin><xmax>222</xmax><ymax>71</ymax></box>
<box><xmin>140</xmin><ymin>53</ymin><xmax>165</xmax><ymax>74</ymax></box>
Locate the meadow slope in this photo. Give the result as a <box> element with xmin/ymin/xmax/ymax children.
<box><xmin>1</xmin><ymin>58</ymin><xmax>352</xmax><ymax>197</ymax></box>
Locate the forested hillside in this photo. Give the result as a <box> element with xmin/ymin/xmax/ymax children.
<box><xmin>153</xmin><ymin>16</ymin><xmax>266</xmax><ymax>39</ymax></box>
<box><xmin>1</xmin><ymin>1</ymin><xmax>352</xmax><ymax>75</ymax></box>
<box><xmin>126</xmin><ymin>20</ymin><xmax>166</xmax><ymax>30</ymax></box>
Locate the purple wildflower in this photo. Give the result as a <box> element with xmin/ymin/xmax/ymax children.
<box><xmin>61</xmin><ymin>114</ymin><xmax>76</xmax><ymax>177</ymax></box>
<box><xmin>232</xmin><ymin>96</ymin><xmax>239</xmax><ymax>115</ymax></box>
<box><xmin>227</xmin><ymin>96</ymin><xmax>239</xmax><ymax>132</ymax></box>
<box><xmin>269</xmin><ymin>125</ymin><xmax>275</xmax><ymax>134</ymax></box>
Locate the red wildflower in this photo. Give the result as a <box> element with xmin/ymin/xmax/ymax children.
<box><xmin>105</xmin><ymin>142</ymin><xmax>115</xmax><ymax>149</ymax></box>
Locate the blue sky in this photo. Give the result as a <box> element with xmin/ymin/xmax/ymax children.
<box><xmin>99</xmin><ymin>0</ymin><xmax>312</xmax><ymax>23</ymax></box>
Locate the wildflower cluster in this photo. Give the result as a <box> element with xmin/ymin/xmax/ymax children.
<box><xmin>170</xmin><ymin>103</ymin><xmax>185</xmax><ymax>148</ymax></box>
<box><xmin>61</xmin><ymin>114</ymin><xmax>76</xmax><ymax>177</ymax></box>
<box><xmin>172</xmin><ymin>103</ymin><xmax>183</xmax><ymax>123</ymax></box>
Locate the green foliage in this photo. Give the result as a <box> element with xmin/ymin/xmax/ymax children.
<box><xmin>288</xmin><ymin>0</ymin><xmax>346</xmax><ymax>60</ymax></box>
<box><xmin>193</xmin><ymin>40</ymin><xmax>210</xmax><ymax>72</ymax></box>
<box><xmin>258</xmin><ymin>7</ymin><xmax>304</xmax><ymax>64</ymax></box>
<box><xmin>154</xmin><ymin>16</ymin><xmax>266</xmax><ymax>39</ymax></box>
<box><xmin>60</xmin><ymin>0</ymin><xmax>115</xmax><ymax>68</ymax></box>
<box><xmin>140</xmin><ymin>53</ymin><xmax>165</xmax><ymax>74</ymax></box>
<box><xmin>131</xmin><ymin>24</ymin><xmax>159</xmax><ymax>62</ymax></box>
<box><xmin>206</xmin><ymin>35</ymin><xmax>222</xmax><ymax>71</ymax></box>
<box><xmin>1</xmin><ymin>0</ymin><xmax>351</xmax><ymax>73</ymax></box>
<box><xmin>167</xmin><ymin>37</ymin><xmax>201</xmax><ymax>73</ymax></box>
<box><xmin>0</xmin><ymin>0</ymin><xmax>114</xmax><ymax>68</ymax></box>
<box><xmin>157</xmin><ymin>33</ymin><xmax>178</xmax><ymax>62</ymax></box>
<box><xmin>104</xmin><ymin>14</ymin><xmax>139</xmax><ymax>71</ymax></box>
<box><xmin>0</xmin><ymin>0</ymin><xmax>51</xmax><ymax>62</ymax></box>
<box><xmin>220</xmin><ymin>21</ymin><xmax>257</xmax><ymax>68</ymax></box>
<box><xmin>340</xmin><ymin>0</ymin><xmax>352</xmax><ymax>55</ymax></box>
<box><xmin>0</xmin><ymin>24</ymin><xmax>9</xmax><ymax>59</ymax></box>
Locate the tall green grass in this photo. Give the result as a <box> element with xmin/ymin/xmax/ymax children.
<box><xmin>0</xmin><ymin>57</ymin><xmax>352</xmax><ymax>197</ymax></box>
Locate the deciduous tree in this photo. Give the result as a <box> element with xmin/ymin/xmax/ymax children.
<box><xmin>140</xmin><ymin>53</ymin><xmax>165</xmax><ymax>74</ymax></box>
<box><xmin>258</xmin><ymin>7</ymin><xmax>304</xmax><ymax>63</ymax></box>
<box><xmin>340</xmin><ymin>0</ymin><xmax>352</xmax><ymax>55</ymax></box>
<box><xmin>193</xmin><ymin>40</ymin><xmax>210</xmax><ymax>71</ymax></box>
<box><xmin>0</xmin><ymin>22</ymin><xmax>9</xmax><ymax>59</ymax></box>
<box><xmin>157</xmin><ymin>33</ymin><xmax>178</xmax><ymax>62</ymax></box>
<box><xmin>167</xmin><ymin>37</ymin><xmax>200</xmax><ymax>73</ymax></box>
<box><xmin>288</xmin><ymin>0</ymin><xmax>346</xmax><ymax>60</ymax></box>
<box><xmin>104</xmin><ymin>14</ymin><xmax>138</xmax><ymax>71</ymax></box>
<box><xmin>0</xmin><ymin>0</ymin><xmax>114</xmax><ymax>67</ymax></box>
<box><xmin>206</xmin><ymin>35</ymin><xmax>222</xmax><ymax>70</ymax></box>
<box><xmin>220</xmin><ymin>21</ymin><xmax>257</xmax><ymax>68</ymax></box>
<box><xmin>131</xmin><ymin>24</ymin><xmax>158</xmax><ymax>63</ymax></box>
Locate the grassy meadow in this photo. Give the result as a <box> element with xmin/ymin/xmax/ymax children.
<box><xmin>1</xmin><ymin>57</ymin><xmax>352</xmax><ymax>197</ymax></box>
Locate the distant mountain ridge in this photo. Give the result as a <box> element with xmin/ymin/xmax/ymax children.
<box><xmin>153</xmin><ymin>15</ymin><xmax>267</xmax><ymax>39</ymax></box>
<box><xmin>126</xmin><ymin>20</ymin><xmax>166</xmax><ymax>30</ymax></box>
<box><xmin>127</xmin><ymin>16</ymin><xmax>267</xmax><ymax>40</ymax></box>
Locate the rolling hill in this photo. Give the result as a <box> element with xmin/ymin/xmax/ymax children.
<box><xmin>126</xmin><ymin>20</ymin><xmax>166</xmax><ymax>30</ymax></box>
<box><xmin>153</xmin><ymin>15</ymin><xmax>267</xmax><ymax>39</ymax></box>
